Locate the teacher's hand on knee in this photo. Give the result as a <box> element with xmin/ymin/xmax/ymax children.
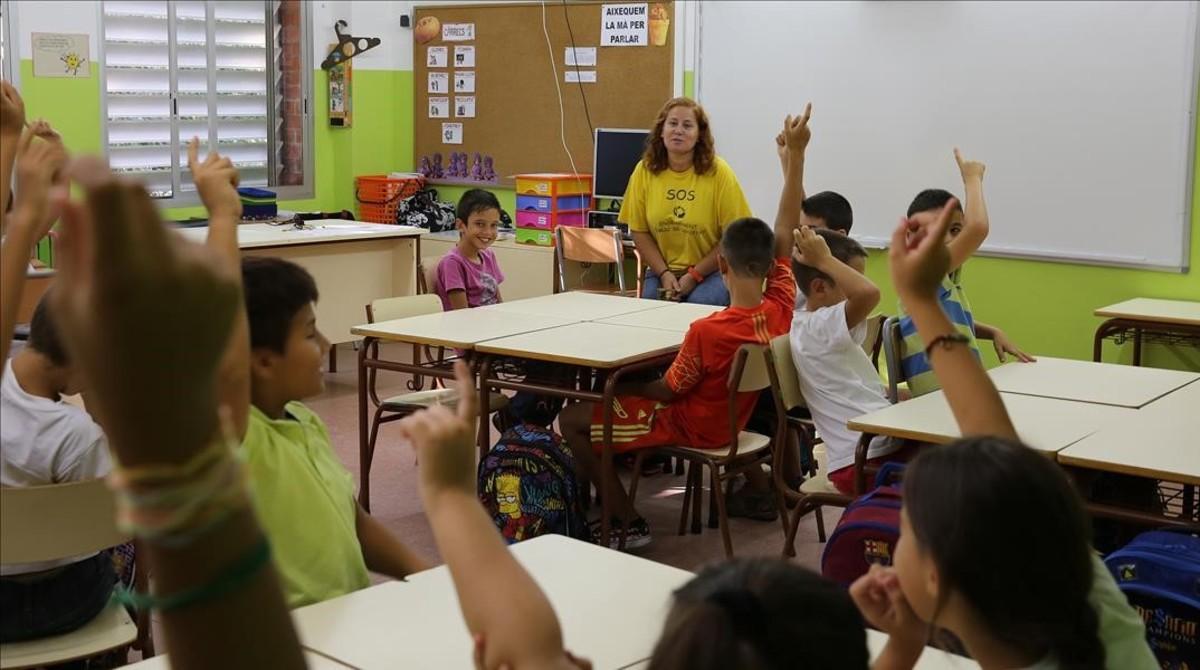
<box><xmin>659</xmin><ymin>269</ymin><xmax>682</xmax><ymax>300</ymax></box>
<box><xmin>675</xmin><ymin>272</ymin><xmax>698</xmax><ymax>300</ymax></box>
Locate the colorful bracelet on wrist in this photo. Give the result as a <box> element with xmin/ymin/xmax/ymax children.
<box><xmin>686</xmin><ymin>266</ymin><xmax>704</xmax><ymax>283</ymax></box>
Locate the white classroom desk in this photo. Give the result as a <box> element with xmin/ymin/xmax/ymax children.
<box><xmin>987</xmin><ymin>356</ymin><xmax>1199</xmax><ymax>408</ymax></box>
<box><xmin>292</xmin><ymin>535</ymin><xmax>692</xmax><ymax>670</ymax></box>
<box><xmin>121</xmin><ymin>650</ymin><xmax>352</xmax><ymax>668</ymax></box>
<box><xmin>352</xmin><ymin>308</ymin><xmax>576</xmax><ymax>350</ymax></box>
<box><xmin>474</xmin><ymin>321</ymin><xmax>685</xmax><ymax>368</ymax></box>
<box><xmin>847</xmin><ymin>391</ymin><xmax>1139</xmax><ymax>454</ymax></box>
<box><xmin>1096</xmin><ymin>298</ymin><xmax>1200</xmax><ymax>326</ymax></box>
<box><xmin>485</xmin><ymin>291</ymin><xmax>665</xmax><ymax>321</ymax></box>
<box><xmin>595</xmin><ymin>302</ymin><xmax>726</xmax><ymax>332</ymax></box>
<box><xmin>179</xmin><ymin>220</ymin><xmax>423</xmax><ymax>345</ymax></box>
<box><xmin>1058</xmin><ymin>379</ymin><xmax>1200</xmax><ymax>485</ymax></box>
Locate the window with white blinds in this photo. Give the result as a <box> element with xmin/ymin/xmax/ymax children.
<box><xmin>101</xmin><ymin>0</ymin><xmax>311</xmax><ymax>203</ymax></box>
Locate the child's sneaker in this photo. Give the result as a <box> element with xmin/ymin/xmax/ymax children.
<box><xmin>589</xmin><ymin>517</ymin><xmax>652</xmax><ymax>550</ymax></box>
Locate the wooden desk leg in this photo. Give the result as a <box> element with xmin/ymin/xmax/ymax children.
<box><xmin>476</xmin><ymin>355</ymin><xmax>494</xmax><ymax>461</ymax></box>
<box><xmin>1133</xmin><ymin>328</ymin><xmax>1143</xmax><ymax>366</ymax></box>
<box><xmin>357</xmin><ymin>338</ymin><xmax>372</xmax><ymax>511</ymax></box>
<box><xmin>600</xmin><ymin>374</ymin><xmax>619</xmax><ymax>549</ymax></box>
<box><xmin>852</xmin><ymin>432</ymin><xmax>875</xmax><ymax>496</ymax></box>
<box><xmin>329</xmin><ymin>344</ymin><xmax>338</xmax><ymax>373</ymax></box>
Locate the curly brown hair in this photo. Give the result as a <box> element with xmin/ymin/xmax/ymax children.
<box><xmin>642</xmin><ymin>97</ymin><xmax>716</xmax><ymax>175</ymax></box>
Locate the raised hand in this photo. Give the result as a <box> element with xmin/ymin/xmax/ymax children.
<box><xmin>13</xmin><ymin>125</ymin><xmax>69</xmax><ymax>240</ymax></box>
<box><xmin>399</xmin><ymin>360</ymin><xmax>479</xmax><ymax>507</ymax></box>
<box><xmin>888</xmin><ymin>198</ymin><xmax>958</xmax><ymax>305</ymax></box>
<box><xmin>791</xmin><ymin>225</ymin><xmax>831</xmax><ymax>267</ymax></box>
<box><xmin>783</xmin><ymin>103</ymin><xmax>813</xmax><ymax>154</ymax></box>
<box><xmin>188</xmin><ymin>137</ymin><xmax>242</xmax><ymax>221</ymax></box>
<box><xmin>0</xmin><ymin>81</ymin><xmax>25</xmax><ymax>139</ymax></box>
<box><xmin>954</xmin><ymin>147</ymin><xmax>985</xmax><ymax>182</ymax></box>
<box><xmin>52</xmin><ymin>158</ymin><xmax>242</xmax><ymax>464</ymax></box>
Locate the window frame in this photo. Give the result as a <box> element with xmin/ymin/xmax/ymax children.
<box><xmin>97</xmin><ymin>0</ymin><xmax>313</xmax><ymax>208</ymax></box>
<box><xmin>1</xmin><ymin>0</ymin><xmax>19</xmax><ymax>86</ymax></box>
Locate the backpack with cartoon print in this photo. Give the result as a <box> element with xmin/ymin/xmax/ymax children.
<box><xmin>477</xmin><ymin>424</ymin><xmax>589</xmax><ymax>544</ymax></box>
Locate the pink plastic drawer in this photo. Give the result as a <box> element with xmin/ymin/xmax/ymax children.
<box><xmin>514</xmin><ymin>210</ymin><xmax>586</xmax><ymax>230</ymax></box>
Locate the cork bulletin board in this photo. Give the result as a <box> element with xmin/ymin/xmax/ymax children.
<box><xmin>413</xmin><ymin>2</ymin><xmax>674</xmax><ymax>187</ymax></box>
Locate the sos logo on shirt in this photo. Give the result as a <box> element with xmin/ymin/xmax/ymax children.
<box><xmin>665</xmin><ymin>189</ymin><xmax>696</xmax><ymax>201</ymax></box>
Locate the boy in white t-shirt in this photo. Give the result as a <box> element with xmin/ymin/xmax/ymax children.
<box><xmin>0</xmin><ymin>294</ymin><xmax>116</xmax><ymax>642</ymax></box>
<box><xmin>789</xmin><ymin>227</ymin><xmax>910</xmax><ymax>495</ymax></box>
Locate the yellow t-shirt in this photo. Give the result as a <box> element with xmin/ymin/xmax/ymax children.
<box><xmin>619</xmin><ymin>156</ymin><xmax>752</xmax><ymax>270</ymax></box>
<box><xmin>242</xmin><ymin>403</ymin><xmax>370</xmax><ymax>608</ymax></box>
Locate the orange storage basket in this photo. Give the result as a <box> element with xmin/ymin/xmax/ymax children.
<box><xmin>355</xmin><ymin>174</ymin><xmax>425</xmax><ymax>223</ymax></box>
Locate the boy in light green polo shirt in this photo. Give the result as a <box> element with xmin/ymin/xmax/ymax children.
<box><xmin>193</xmin><ymin>140</ymin><xmax>429</xmax><ymax>608</ymax></box>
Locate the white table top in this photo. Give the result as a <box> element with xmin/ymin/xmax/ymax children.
<box><xmin>484</xmin><ymin>291</ymin><xmax>666</xmax><ymax>321</ymax></box>
<box><xmin>476</xmin><ymin>321</ymin><xmax>684</xmax><ymax>368</ymax></box>
<box><xmin>178</xmin><ymin>220</ymin><xmax>423</xmax><ymax>249</ymax></box>
<box><xmin>987</xmin><ymin>357</ymin><xmax>1199</xmax><ymax>408</ymax></box>
<box><xmin>121</xmin><ymin>650</ymin><xmax>351</xmax><ymax>668</ymax></box>
<box><xmin>293</xmin><ymin>535</ymin><xmax>692</xmax><ymax>670</ymax></box>
<box><xmin>1095</xmin><ymin>298</ymin><xmax>1200</xmax><ymax>326</ymax></box>
<box><xmin>848</xmin><ymin>391</ymin><xmax>1139</xmax><ymax>453</ymax></box>
<box><xmin>1058</xmin><ymin>379</ymin><xmax>1200</xmax><ymax>484</ymax></box>
<box><xmin>352</xmin><ymin>310</ymin><xmax>577</xmax><ymax>348</ymax></box>
<box><xmin>595</xmin><ymin>303</ymin><xmax>727</xmax><ymax>332</ymax></box>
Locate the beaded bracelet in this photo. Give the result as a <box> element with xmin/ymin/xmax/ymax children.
<box><xmin>924</xmin><ymin>332</ymin><xmax>972</xmax><ymax>359</ymax></box>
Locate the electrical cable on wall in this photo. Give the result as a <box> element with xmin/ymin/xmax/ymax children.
<box><xmin>560</xmin><ymin>0</ymin><xmax>594</xmax><ymax>138</ymax></box>
<box><xmin>541</xmin><ymin>0</ymin><xmax>581</xmax><ymax>177</ymax></box>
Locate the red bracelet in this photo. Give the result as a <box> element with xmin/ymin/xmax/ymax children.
<box><xmin>686</xmin><ymin>266</ymin><xmax>704</xmax><ymax>283</ymax></box>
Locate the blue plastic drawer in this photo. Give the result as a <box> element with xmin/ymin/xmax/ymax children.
<box><xmin>516</xmin><ymin>194</ymin><xmax>591</xmax><ymax>213</ymax></box>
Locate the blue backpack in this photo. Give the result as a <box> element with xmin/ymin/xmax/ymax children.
<box><xmin>477</xmin><ymin>425</ymin><xmax>589</xmax><ymax>544</ymax></box>
<box><xmin>1104</xmin><ymin>530</ymin><xmax>1200</xmax><ymax>669</ymax></box>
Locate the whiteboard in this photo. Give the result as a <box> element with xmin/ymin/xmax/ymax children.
<box><xmin>697</xmin><ymin>1</ymin><xmax>1198</xmax><ymax>270</ymax></box>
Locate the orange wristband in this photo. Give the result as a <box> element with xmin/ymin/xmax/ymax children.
<box><xmin>686</xmin><ymin>267</ymin><xmax>704</xmax><ymax>283</ymax></box>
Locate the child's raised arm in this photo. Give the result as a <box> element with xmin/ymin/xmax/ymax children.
<box><xmin>399</xmin><ymin>361</ymin><xmax>584</xmax><ymax>670</ymax></box>
<box><xmin>188</xmin><ymin>138</ymin><xmax>252</xmax><ymax>441</ymax></box>
<box><xmin>774</xmin><ymin>105</ymin><xmax>811</xmax><ymax>259</ymax></box>
<box><xmin>947</xmin><ymin>148</ymin><xmax>989</xmax><ymax>272</ymax></box>
<box><xmin>889</xmin><ymin>199</ymin><xmax>1015</xmax><ymax>440</ymax></box>
<box><xmin>793</xmin><ymin>226</ymin><xmax>880</xmax><ymax>328</ymax></box>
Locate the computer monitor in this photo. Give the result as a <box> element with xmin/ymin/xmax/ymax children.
<box><xmin>593</xmin><ymin>128</ymin><xmax>649</xmax><ymax>200</ymax></box>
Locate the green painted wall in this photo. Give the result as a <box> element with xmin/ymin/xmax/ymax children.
<box><xmin>16</xmin><ymin>60</ymin><xmax>1199</xmax><ymax>369</ymax></box>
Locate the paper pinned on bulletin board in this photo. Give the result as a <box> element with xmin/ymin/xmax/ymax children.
<box><xmin>442</xmin><ymin>23</ymin><xmax>475</xmax><ymax>41</ymax></box>
<box><xmin>455</xmin><ymin>96</ymin><xmax>476</xmax><ymax>118</ymax></box>
<box><xmin>427</xmin><ymin>46</ymin><xmax>448</xmax><ymax>68</ymax></box>
<box><xmin>429</xmin><ymin>96</ymin><xmax>449</xmax><ymax>119</ymax></box>
<box><xmin>565</xmin><ymin>70</ymin><xmax>597</xmax><ymax>84</ymax></box>
<box><xmin>454</xmin><ymin>46</ymin><xmax>475</xmax><ymax>68</ymax></box>
<box><xmin>328</xmin><ymin>42</ymin><xmax>352</xmax><ymax>127</ymax></box>
<box><xmin>442</xmin><ymin>123</ymin><xmax>464</xmax><ymax>145</ymax></box>
<box><xmin>565</xmin><ymin>47</ymin><xmax>597</xmax><ymax>67</ymax></box>
<box><xmin>32</xmin><ymin>33</ymin><xmax>89</xmax><ymax>77</ymax></box>
<box><xmin>600</xmin><ymin>4</ymin><xmax>647</xmax><ymax>47</ymax></box>
<box><xmin>454</xmin><ymin>71</ymin><xmax>476</xmax><ymax>93</ymax></box>
<box><xmin>428</xmin><ymin>72</ymin><xmax>449</xmax><ymax>93</ymax></box>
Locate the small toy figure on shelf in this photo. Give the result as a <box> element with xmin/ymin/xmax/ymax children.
<box><xmin>419</xmin><ymin>155</ymin><xmax>433</xmax><ymax>178</ymax></box>
<box><xmin>432</xmin><ymin>153</ymin><xmax>444</xmax><ymax>179</ymax></box>
<box><xmin>470</xmin><ymin>152</ymin><xmax>483</xmax><ymax>181</ymax></box>
<box><xmin>482</xmin><ymin>155</ymin><xmax>496</xmax><ymax>182</ymax></box>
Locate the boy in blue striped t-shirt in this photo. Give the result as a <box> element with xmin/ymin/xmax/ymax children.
<box><xmin>897</xmin><ymin>150</ymin><xmax>1033</xmax><ymax>397</ymax></box>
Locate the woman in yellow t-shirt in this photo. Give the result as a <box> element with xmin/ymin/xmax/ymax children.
<box><xmin>619</xmin><ymin>97</ymin><xmax>752</xmax><ymax>305</ymax></box>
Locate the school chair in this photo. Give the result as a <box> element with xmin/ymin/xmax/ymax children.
<box><xmin>862</xmin><ymin>314</ymin><xmax>886</xmax><ymax>369</ymax></box>
<box><xmin>881</xmin><ymin>315</ymin><xmax>907</xmax><ymax>403</ymax></box>
<box><xmin>554</xmin><ymin>226</ymin><xmax>637</xmax><ymax>296</ymax></box>
<box><xmin>359</xmin><ymin>295</ymin><xmax>509</xmax><ymax>511</ymax></box>
<box><xmin>625</xmin><ymin>344</ymin><xmax>789</xmax><ymax>558</ymax></box>
<box><xmin>767</xmin><ymin>334</ymin><xmax>854</xmax><ymax>557</ymax></box>
<box><xmin>0</xmin><ymin>480</ymin><xmax>153</xmax><ymax>669</ymax></box>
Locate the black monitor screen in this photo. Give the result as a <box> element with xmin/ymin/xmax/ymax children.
<box><xmin>593</xmin><ymin>128</ymin><xmax>649</xmax><ymax>200</ymax></box>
